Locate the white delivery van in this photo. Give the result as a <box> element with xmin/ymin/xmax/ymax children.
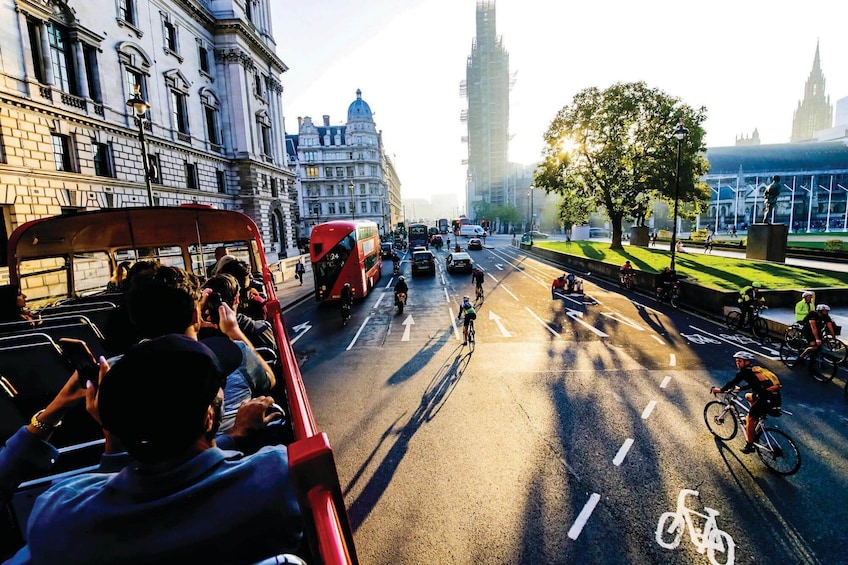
<box><xmin>459</xmin><ymin>225</ymin><xmax>485</xmax><ymax>237</ymax></box>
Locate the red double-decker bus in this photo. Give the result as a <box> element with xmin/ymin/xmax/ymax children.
<box><xmin>310</xmin><ymin>220</ymin><xmax>382</xmax><ymax>301</ymax></box>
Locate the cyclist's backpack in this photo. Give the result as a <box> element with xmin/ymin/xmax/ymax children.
<box><xmin>752</xmin><ymin>366</ymin><xmax>781</xmax><ymax>391</ymax></box>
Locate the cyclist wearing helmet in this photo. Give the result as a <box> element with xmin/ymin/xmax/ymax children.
<box><xmin>340</xmin><ymin>282</ymin><xmax>353</xmax><ymax>306</ymax></box>
<box><xmin>711</xmin><ymin>351</ymin><xmax>782</xmax><ymax>454</ymax></box>
<box><xmin>394</xmin><ymin>275</ymin><xmax>408</xmax><ymax>305</ymax></box>
<box><xmin>456</xmin><ymin>296</ymin><xmax>477</xmax><ymax>345</ymax></box>
<box><xmin>472</xmin><ymin>267</ymin><xmax>485</xmax><ymax>294</ymax></box>
<box><xmin>738</xmin><ymin>281</ymin><xmax>766</xmax><ymax>328</ymax></box>
<box><xmin>799</xmin><ymin>303</ymin><xmax>837</xmax><ymax>372</ymax></box>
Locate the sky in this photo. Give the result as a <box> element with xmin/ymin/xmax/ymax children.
<box><xmin>271</xmin><ymin>0</ymin><xmax>848</xmax><ymax>203</ymax></box>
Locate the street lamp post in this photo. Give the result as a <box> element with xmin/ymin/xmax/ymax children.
<box><xmin>350</xmin><ymin>182</ymin><xmax>355</xmax><ymax>220</ymax></box>
<box><xmin>528</xmin><ymin>186</ymin><xmax>535</xmax><ymax>244</ymax></box>
<box><xmin>125</xmin><ymin>85</ymin><xmax>154</xmax><ymax>206</ymax></box>
<box><xmin>669</xmin><ymin>121</ymin><xmax>688</xmax><ymax>272</ymax></box>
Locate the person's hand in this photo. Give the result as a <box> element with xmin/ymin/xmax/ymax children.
<box><xmin>216</xmin><ymin>300</ymin><xmax>239</xmax><ymax>336</ymax></box>
<box><xmin>84</xmin><ymin>356</ymin><xmax>110</xmax><ymax>426</ymax></box>
<box><xmin>26</xmin><ymin>369</ymin><xmax>89</xmax><ymax>436</ymax></box>
<box><xmin>226</xmin><ymin>396</ymin><xmax>282</xmax><ymax>439</ymax></box>
<box><xmin>710</xmin><ymin>387</ymin><xmax>720</xmax><ymax>394</ymax></box>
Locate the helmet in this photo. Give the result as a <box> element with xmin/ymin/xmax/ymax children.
<box><xmin>752</xmin><ymin>282</ymin><xmax>762</xmax><ymax>288</ymax></box>
<box><xmin>343</xmin><ymin>282</ymin><xmax>351</xmax><ymax>287</ymax></box>
<box><xmin>732</xmin><ymin>351</ymin><xmax>755</xmax><ymax>361</ymax></box>
<box><xmin>625</xmin><ymin>261</ymin><xmax>631</xmax><ymax>265</ymax></box>
<box><xmin>802</xmin><ymin>291</ymin><xmax>813</xmax><ymax>298</ymax></box>
<box><xmin>463</xmin><ymin>295</ymin><xmax>470</xmax><ymax>302</ymax></box>
<box><xmin>398</xmin><ymin>276</ymin><xmax>405</xmax><ymax>282</ymax></box>
<box><xmin>816</xmin><ymin>304</ymin><xmax>830</xmax><ymax>312</ymax></box>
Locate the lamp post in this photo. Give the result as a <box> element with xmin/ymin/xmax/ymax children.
<box><xmin>349</xmin><ymin>182</ymin><xmax>355</xmax><ymax>220</ymax></box>
<box><xmin>527</xmin><ymin>186</ymin><xmax>535</xmax><ymax>244</ymax></box>
<box><xmin>669</xmin><ymin>121</ymin><xmax>688</xmax><ymax>272</ymax></box>
<box><xmin>125</xmin><ymin>85</ymin><xmax>154</xmax><ymax>206</ymax></box>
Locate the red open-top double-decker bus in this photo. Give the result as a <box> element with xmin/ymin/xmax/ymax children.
<box><xmin>2</xmin><ymin>206</ymin><xmax>358</xmax><ymax>564</ymax></box>
<box><xmin>310</xmin><ymin>220</ymin><xmax>382</xmax><ymax>301</ymax></box>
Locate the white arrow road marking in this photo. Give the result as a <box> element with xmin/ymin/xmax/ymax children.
<box><xmin>526</xmin><ymin>307</ymin><xmax>560</xmax><ymax>337</ymax></box>
<box><xmin>488</xmin><ymin>310</ymin><xmax>512</xmax><ymax>337</ymax></box>
<box><xmin>291</xmin><ymin>321</ymin><xmax>312</xmax><ymax>344</ymax></box>
<box><xmin>689</xmin><ymin>325</ymin><xmax>780</xmax><ymax>360</ymax></box>
<box><xmin>566</xmin><ymin>308</ymin><xmax>609</xmax><ymax>338</ymax></box>
<box><xmin>401</xmin><ymin>314</ymin><xmax>415</xmax><ymax>341</ymax></box>
<box><xmin>495</xmin><ymin>263</ymin><xmax>504</xmax><ymax>270</ymax></box>
<box><xmin>345</xmin><ymin>315</ymin><xmax>372</xmax><ymax>351</ymax></box>
<box><xmin>600</xmin><ymin>312</ymin><xmax>646</xmax><ymax>331</ymax></box>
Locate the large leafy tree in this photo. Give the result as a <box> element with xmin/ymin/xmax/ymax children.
<box><xmin>534</xmin><ymin>81</ymin><xmax>710</xmax><ymax>249</ymax></box>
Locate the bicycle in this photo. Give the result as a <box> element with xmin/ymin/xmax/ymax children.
<box><xmin>475</xmin><ymin>284</ymin><xmax>484</xmax><ymax>301</ymax></box>
<box><xmin>467</xmin><ymin>318</ymin><xmax>476</xmax><ymax>352</ymax></box>
<box><xmin>726</xmin><ymin>304</ymin><xmax>768</xmax><ymax>341</ymax></box>
<box><xmin>779</xmin><ymin>330</ymin><xmax>840</xmax><ymax>382</ymax></box>
<box><xmin>703</xmin><ymin>389</ymin><xmax>801</xmax><ymax>475</ymax></box>
<box><xmin>619</xmin><ymin>271</ymin><xmax>634</xmax><ymax>291</ymax></box>
<box><xmin>784</xmin><ymin>322</ymin><xmax>847</xmax><ymax>365</ymax></box>
<box><xmin>656</xmin><ymin>489</ymin><xmax>734</xmax><ymax>565</ymax></box>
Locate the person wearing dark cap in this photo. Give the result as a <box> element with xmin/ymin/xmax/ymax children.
<box><xmin>9</xmin><ymin>334</ymin><xmax>302</xmax><ymax>565</ymax></box>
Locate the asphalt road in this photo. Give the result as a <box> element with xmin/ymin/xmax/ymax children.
<box><xmin>283</xmin><ymin>234</ymin><xmax>848</xmax><ymax>565</ymax></box>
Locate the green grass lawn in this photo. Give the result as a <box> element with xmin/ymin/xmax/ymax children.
<box><xmin>535</xmin><ymin>241</ymin><xmax>848</xmax><ymax>291</ymax></box>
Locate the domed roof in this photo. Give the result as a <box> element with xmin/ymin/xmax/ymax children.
<box><xmin>347</xmin><ymin>89</ymin><xmax>373</xmax><ymax>122</ymax></box>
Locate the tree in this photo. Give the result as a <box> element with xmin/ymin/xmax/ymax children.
<box><xmin>534</xmin><ymin>82</ymin><xmax>710</xmax><ymax>249</ymax></box>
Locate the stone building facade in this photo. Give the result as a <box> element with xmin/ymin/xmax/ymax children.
<box><xmin>285</xmin><ymin>89</ymin><xmax>401</xmax><ymax>238</ymax></box>
<box><xmin>0</xmin><ymin>0</ymin><xmax>298</xmax><ymax>276</ymax></box>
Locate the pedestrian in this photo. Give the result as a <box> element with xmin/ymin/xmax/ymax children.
<box><xmin>704</xmin><ymin>233</ymin><xmax>713</xmax><ymax>254</ymax></box>
<box><xmin>730</xmin><ymin>225</ymin><xmax>737</xmax><ymax>238</ymax></box>
<box><xmin>294</xmin><ymin>259</ymin><xmax>305</xmax><ymax>286</ymax></box>
<box><xmin>650</xmin><ymin>231</ymin><xmax>657</xmax><ymax>247</ymax></box>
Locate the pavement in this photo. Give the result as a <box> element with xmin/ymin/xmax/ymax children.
<box><xmin>273</xmin><ymin>273</ymin><xmax>314</xmax><ymax>310</ymax></box>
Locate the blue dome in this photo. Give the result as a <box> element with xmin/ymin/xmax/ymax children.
<box><xmin>347</xmin><ymin>89</ymin><xmax>373</xmax><ymax>122</ymax></box>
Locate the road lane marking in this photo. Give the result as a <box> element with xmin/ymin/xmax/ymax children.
<box><xmin>641</xmin><ymin>400</ymin><xmax>657</xmax><ymax>419</ymax></box>
<box><xmin>500</xmin><ymin>284</ymin><xmax>519</xmax><ymax>301</ymax></box>
<box><xmin>566</xmin><ymin>308</ymin><xmax>609</xmax><ymax>338</ymax></box>
<box><xmin>449</xmin><ymin>308</ymin><xmax>461</xmax><ymax>340</ymax></box>
<box><xmin>688</xmin><ymin>325</ymin><xmax>780</xmax><ymax>360</ymax></box>
<box><xmin>401</xmin><ymin>314</ymin><xmax>415</xmax><ymax>341</ymax></box>
<box><xmin>613</xmin><ymin>439</ymin><xmax>634</xmax><ymax>466</ymax></box>
<box><xmin>345</xmin><ymin>315</ymin><xmax>372</xmax><ymax>350</ymax></box>
<box><xmin>290</xmin><ymin>321</ymin><xmax>312</xmax><ymax>345</ymax></box>
<box><xmin>651</xmin><ymin>335</ymin><xmax>665</xmax><ymax>344</ymax></box>
<box><xmin>374</xmin><ymin>293</ymin><xmax>385</xmax><ymax>309</ymax></box>
<box><xmin>486</xmin><ymin>272</ymin><xmax>499</xmax><ymax>283</ymax></box>
<box><xmin>568</xmin><ymin>493</ymin><xmax>601</xmax><ymax>540</ymax></box>
<box><xmin>526</xmin><ymin>307</ymin><xmax>560</xmax><ymax>337</ymax></box>
<box><xmin>384</xmin><ymin>278</ymin><xmax>394</xmax><ymax>289</ymax></box>
<box><xmin>444</xmin><ymin>288</ymin><xmax>450</xmax><ymax>302</ymax></box>
<box><xmin>601</xmin><ymin>311</ymin><xmax>646</xmax><ymax>331</ymax></box>
<box><xmin>669</xmin><ymin>353</ymin><xmax>676</xmax><ymax>366</ymax></box>
<box><xmin>489</xmin><ymin>310</ymin><xmax>512</xmax><ymax>337</ymax></box>
<box><xmin>660</xmin><ymin>376</ymin><xmax>672</xmax><ymax>389</ymax></box>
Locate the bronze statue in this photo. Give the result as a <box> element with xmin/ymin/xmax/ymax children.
<box><xmin>762</xmin><ymin>175</ymin><xmax>781</xmax><ymax>223</ymax></box>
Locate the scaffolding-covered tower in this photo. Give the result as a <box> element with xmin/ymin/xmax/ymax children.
<box><xmin>461</xmin><ymin>0</ymin><xmax>511</xmax><ymax>213</ymax></box>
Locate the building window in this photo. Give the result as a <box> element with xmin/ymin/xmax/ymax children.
<box><xmin>84</xmin><ymin>46</ymin><xmax>102</xmax><ymax>103</ymax></box>
<box><xmin>205</xmin><ymin>107</ymin><xmax>220</xmax><ymax>145</ymax></box>
<box><xmin>52</xmin><ymin>134</ymin><xmax>74</xmax><ymax>172</ymax></box>
<box><xmin>185</xmin><ymin>162</ymin><xmax>198</xmax><ymax>189</ymax></box>
<box><xmin>338</xmin><ymin>202</ymin><xmax>346</xmax><ymax>215</ymax></box>
<box><xmin>305</xmin><ymin>166</ymin><xmax>319</xmax><ymax>178</ymax></box>
<box><xmin>118</xmin><ymin>0</ymin><xmax>136</xmax><ymax>26</ymax></box>
<box><xmin>126</xmin><ymin>69</ymin><xmax>147</xmax><ymax>106</ymax></box>
<box><xmin>93</xmin><ymin>141</ymin><xmax>114</xmax><ymax>177</ymax></box>
<box><xmin>271</xmin><ymin>178</ymin><xmax>279</xmax><ymax>198</ymax></box>
<box><xmin>371</xmin><ymin>202</ymin><xmax>380</xmax><ymax>214</ymax></box>
<box><xmin>216</xmin><ymin>170</ymin><xmax>226</xmax><ymax>194</ymax></box>
<box><xmin>245</xmin><ymin>0</ymin><xmax>254</xmax><ymax>23</ymax></box>
<box><xmin>163</xmin><ymin>19</ymin><xmax>178</xmax><ymax>54</ymax></box>
<box><xmin>335</xmin><ymin>167</ymin><xmax>344</xmax><ymax>177</ymax></box>
<box><xmin>256</xmin><ymin>111</ymin><xmax>272</xmax><ymax>157</ymax></box>
<box><xmin>170</xmin><ymin>90</ymin><xmax>189</xmax><ymax>135</ymax></box>
<box><xmin>346</xmin><ymin>166</ymin><xmax>354</xmax><ymax>176</ymax></box>
<box><xmin>254</xmin><ymin>73</ymin><xmax>265</xmax><ymax>99</ymax></box>
<box><xmin>47</xmin><ymin>23</ymin><xmax>75</xmax><ymax>94</ymax></box>
<box><xmin>148</xmin><ymin>154</ymin><xmax>162</xmax><ymax>183</ymax></box>
<box><xmin>325</xmin><ymin>167</ymin><xmax>333</xmax><ymax>178</ymax></box>
<box><xmin>0</xmin><ymin>130</ymin><xmax>5</xmax><ymax>164</ymax></box>
<box><xmin>328</xmin><ymin>202</ymin><xmax>336</xmax><ymax>215</ymax></box>
<box><xmin>198</xmin><ymin>43</ymin><xmax>211</xmax><ymax>74</ymax></box>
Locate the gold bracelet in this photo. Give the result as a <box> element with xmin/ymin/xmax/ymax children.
<box><xmin>30</xmin><ymin>409</ymin><xmax>62</xmax><ymax>432</ymax></box>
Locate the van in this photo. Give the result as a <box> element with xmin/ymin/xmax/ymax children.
<box><xmin>459</xmin><ymin>225</ymin><xmax>485</xmax><ymax>237</ymax></box>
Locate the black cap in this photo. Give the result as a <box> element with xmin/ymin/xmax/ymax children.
<box><xmin>98</xmin><ymin>334</ymin><xmax>234</xmax><ymax>461</ymax></box>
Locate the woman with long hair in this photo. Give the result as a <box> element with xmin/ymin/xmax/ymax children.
<box><xmin>0</xmin><ymin>284</ymin><xmax>36</xmax><ymax>324</ymax></box>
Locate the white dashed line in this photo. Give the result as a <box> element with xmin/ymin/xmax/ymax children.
<box><xmin>500</xmin><ymin>284</ymin><xmax>519</xmax><ymax>301</ymax></box>
<box><xmin>641</xmin><ymin>400</ymin><xmax>657</xmax><ymax>420</ymax></box>
<box><xmin>568</xmin><ymin>493</ymin><xmax>601</xmax><ymax>540</ymax></box>
<box><xmin>525</xmin><ymin>306</ymin><xmax>560</xmax><ymax>337</ymax></box>
<box><xmin>651</xmin><ymin>335</ymin><xmax>665</xmax><ymax>344</ymax></box>
<box><xmin>444</xmin><ymin>287</ymin><xmax>450</xmax><ymax>303</ymax></box>
<box><xmin>669</xmin><ymin>353</ymin><xmax>677</xmax><ymax>366</ymax></box>
<box><xmin>345</xmin><ymin>315</ymin><xmax>372</xmax><ymax>351</ymax></box>
<box><xmin>660</xmin><ymin>376</ymin><xmax>672</xmax><ymax>389</ymax></box>
<box><xmin>612</xmin><ymin>439</ymin><xmax>634</xmax><ymax>467</ymax></box>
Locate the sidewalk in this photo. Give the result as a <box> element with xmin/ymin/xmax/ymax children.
<box><xmin>679</xmin><ymin>242</ymin><xmax>848</xmax><ymax>273</ymax></box>
<box><xmin>273</xmin><ymin>274</ymin><xmax>314</xmax><ymax>310</ymax></box>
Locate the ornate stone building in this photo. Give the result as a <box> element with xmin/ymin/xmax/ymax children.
<box><xmin>285</xmin><ymin>90</ymin><xmax>401</xmax><ymax>238</ymax></box>
<box><xmin>791</xmin><ymin>42</ymin><xmax>833</xmax><ymax>142</ymax></box>
<box><xmin>0</xmin><ymin>0</ymin><xmax>298</xmax><ymax>273</ymax></box>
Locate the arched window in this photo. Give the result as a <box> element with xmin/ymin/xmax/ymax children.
<box><xmin>200</xmin><ymin>87</ymin><xmax>222</xmax><ymax>149</ymax></box>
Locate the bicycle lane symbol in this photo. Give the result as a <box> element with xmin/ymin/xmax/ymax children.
<box><xmin>656</xmin><ymin>489</ymin><xmax>736</xmax><ymax>565</ymax></box>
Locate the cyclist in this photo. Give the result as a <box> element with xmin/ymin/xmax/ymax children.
<box><xmin>472</xmin><ymin>267</ymin><xmax>485</xmax><ymax>298</ymax></box>
<box><xmin>391</xmin><ymin>250</ymin><xmax>400</xmax><ymax>275</ymax></box>
<box><xmin>456</xmin><ymin>295</ymin><xmax>477</xmax><ymax>346</ymax></box>
<box><xmin>738</xmin><ymin>281</ymin><xmax>765</xmax><ymax>328</ymax></box>
<box><xmin>394</xmin><ymin>275</ymin><xmax>409</xmax><ymax>306</ymax></box>
<box><xmin>794</xmin><ymin>291</ymin><xmax>815</xmax><ymax>323</ymax></box>
<box><xmin>711</xmin><ymin>351</ymin><xmax>782</xmax><ymax>454</ymax></box>
<box><xmin>340</xmin><ymin>282</ymin><xmax>353</xmax><ymax>320</ymax></box>
<box><xmin>619</xmin><ymin>260</ymin><xmax>634</xmax><ymax>285</ymax></box>
<box><xmin>655</xmin><ymin>266</ymin><xmax>676</xmax><ymax>299</ymax></box>
<box><xmin>799</xmin><ymin>303</ymin><xmax>837</xmax><ymax>373</ymax></box>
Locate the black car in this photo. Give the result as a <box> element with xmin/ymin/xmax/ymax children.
<box><xmin>411</xmin><ymin>250</ymin><xmax>436</xmax><ymax>276</ymax></box>
<box><xmin>467</xmin><ymin>238</ymin><xmax>483</xmax><ymax>250</ymax></box>
<box><xmin>380</xmin><ymin>242</ymin><xmax>394</xmax><ymax>258</ymax></box>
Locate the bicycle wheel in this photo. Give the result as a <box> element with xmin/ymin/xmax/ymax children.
<box><xmin>783</xmin><ymin>325</ymin><xmax>802</xmax><ymax>344</ymax></box>
<box><xmin>655</xmin><ymin>512</ymin><xmax>684</xmax><ymax>549</ymax></box>
<box><xmin>822</xmin><ymin>336</ymin><xmax>847</xmax><ymax>365</ymax></box>
<box><xmin>752</xmin><ymin>317</ymin><xmax>769</xmax><ymax>341</ymax></box>
<box><xmin>468</xmin><ymin>324</ymin><xmax>476</xmax><ymax>352</ymax></box>
<box><xmin>779</xmin><ymin>340</ymin><xmax>802</xmax><ymax>368</ymax></box>
<box><xmin>707</xmin><ymin>529</ymin><xmax>736</xmax><ymax>565</ymax></box>
<box><xmin>726</xmin><ymin>311</ymin><xmax>742</xmax><ymax>332</ymax></box>
<box><xmin>704</xmin><ymin>401</ymin><xmax>738</xmax><ymax>440</ymax></box>
<box><xmin>810</xmin><ymin>353</ymin><xmax>838</xmax><ymax>383</ymax></box>
<box><xmin>670</xmin><ymin>290</ymin><xmax>680</xmax><ymax>309</ymax></box>
<box><xmin>756</xmin><ymin>427</ymin><xmax>801</xmax><ymax>476</ymax></box>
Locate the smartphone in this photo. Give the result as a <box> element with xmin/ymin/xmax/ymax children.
<box><xmin>205</xmin><ymin>291</ymin><xmax>223</xmax><ymax>324</ymax></box>
<box><xmin>59</xmin><ymin>338</ymin><xmax>99</xmax><ymax>388</ymax></box>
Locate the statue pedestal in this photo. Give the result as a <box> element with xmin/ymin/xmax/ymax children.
<box><xmin>746</xmin><ymin>224</ymin><xmax>788</xmax><ymax>262</ymax></box>
<box><xmin>629</xmin><ymin>226</ymin><xmax>650</xmax><ymax>247</ymax></box>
